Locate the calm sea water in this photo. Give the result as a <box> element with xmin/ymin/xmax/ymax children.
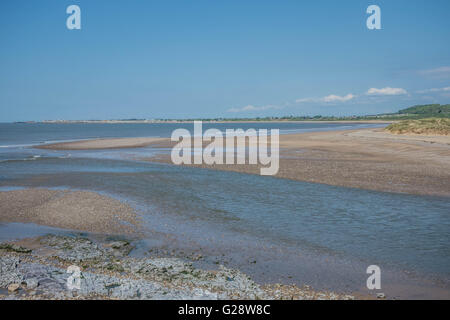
<box><xmin>0</xmin><ymin>122</ymin><xmax>449</xmax><ymax>296</ymax></box>
<box><xmin>0</xmin><ymin>122</ymin><xmax>382</xmax><ymax>146</ymax></box>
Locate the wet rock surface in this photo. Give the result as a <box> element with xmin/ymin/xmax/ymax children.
<box><xmin>0</xmin><ymin>235</ymin><xmax>355</xmax><ymax>300</ymax></box>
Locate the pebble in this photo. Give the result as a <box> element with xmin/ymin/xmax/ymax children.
<box><xmin>7</xmin><ymin>283</ymin><xmax>20</xmax><ymax>292</ymax></box>
<box><xmin>25</xmin><ymin>278</ymin><xmax>39</xmax><ymax>290</ymax></box>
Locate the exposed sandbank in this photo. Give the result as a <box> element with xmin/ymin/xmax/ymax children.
<box><xmin>36</xmin><ymin>137</ymin><xmax>165</xmax><ymax>150</ymax></box>
<box><xmin>146</xmin><ymin>128</ymin><xmax>450</xmax><ymax>197</ymax></box>
<box><xmin>33</xmin><ymin>128</ymin><xmax>450</xmax><ymax>197</ymax></box>
<box><xmin>0</xmin><ymin>189</ymin><xmax>141</xmax><ymax>234</ymax></box>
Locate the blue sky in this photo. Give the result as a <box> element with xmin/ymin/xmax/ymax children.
<box><xmin>0</xmin><ymin>0</ymin><xmax>449</xmax><ymax>121</ymax></box>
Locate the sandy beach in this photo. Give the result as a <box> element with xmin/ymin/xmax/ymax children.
<box><xmin>0</xmin><ymin>189</ymin><xmax>141</xmax><ymax>234</ymax></box>
<box><xmin>36</xmin><ymin>127</ymin><xmax>450</xmax><ymax>197</ymax></box>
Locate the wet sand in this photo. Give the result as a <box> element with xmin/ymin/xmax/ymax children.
<box><xmin>0</xmin><ymin>189</ymin><xmax>141</xmax><ymax>235</ymax></box>
<box><xmin>36</xmin><ymin>137</ymin><xmax>165</xmax><ymax>150</ymax></box>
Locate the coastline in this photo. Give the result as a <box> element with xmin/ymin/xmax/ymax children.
<box><xmin>35</xmin><ymin>127</ymin><xmax>450</xmax><ymax>197</ymax></box>
<box><xmin>3</xmin><ymin>134</ymin><xmax>448</xmax><ymax>297</ymax></box>
<box><xmin>22</xmin><ymin>120</ymin><xmax>393</xmax><ymax>124</ymax></box>
<box><xmin>149</xmin><ymin>128</ymin><xmax>450</xmax><ymax>197</ymax></box>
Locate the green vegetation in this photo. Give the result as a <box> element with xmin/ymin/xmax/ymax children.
<box><xmin>398</xmin><ymin>104</ymin><xmax>450</xmax><ymax>115</ymax></box>
<box><xmin>385</xmin><ymin>118</ymin><xmax>450</xmax><ymax>135</ymax></box>
<box><xmin>174</xmin><ymin>104</ymin><xmax>450</xmax><ymax>122</ymax></box>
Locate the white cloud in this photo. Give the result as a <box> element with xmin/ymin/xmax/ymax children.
<box><xmin>322</xmin><ymin>94</ymin><xmax>355</xmax><ymax>102</ymax></box>
<box><xmin>417</xmin><ymin>86</ymin><xmax>450</xmax><ymax>94</ymax></box>
<box><xmin>227</xmin><ymin>104</ymin><xmax>282</xmax><ymax>113</ymax></box>
<box><xmin>296</xmin><ymin>93</ymin><xmax>355</xmax><ymax>104</ymax></box>
<box><xmin>366</xmin><ymin>87</ymin><xmax>407</xmax><ymax>96</ymax></box>
<box><xmin>419</xmin><ymin>66</ymin><xmax>450</xmax><ymax>77</ymax></box>
<box><xmin>295</xmin><ymin>97</ymin><xmax>315</xmax><ymax>103</ymax></box>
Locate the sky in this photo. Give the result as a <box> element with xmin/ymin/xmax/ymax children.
<box><xmin>0</xmin><ymin>0</ymin><xmax>449</xmax><ymax>122</ymax></box>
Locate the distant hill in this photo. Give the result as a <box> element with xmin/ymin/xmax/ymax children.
<box><xmin>398</xmin><ymin>104</ymin><xmax>450</xmax><ymax>116</ymax></box>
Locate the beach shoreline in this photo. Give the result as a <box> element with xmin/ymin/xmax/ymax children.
<box><xmin>35</xmin><ymin>137</ymin><xmax>165</xmax><ymax>150</ymax></box>
<box><xmin>34</xmin><ymin>127</ymin><xmax>450</xmax><ymax>197</ymax></box>
<box><xmin>147</xmin><ymin>128</ymin><xmax>449</xmax><ymax>197</ymax></box>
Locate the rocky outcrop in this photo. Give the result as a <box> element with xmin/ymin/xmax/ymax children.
<box><xmin>0</xmin><ymin>235</ymin><xmax>354</xmax><ymax>300</ymax></box>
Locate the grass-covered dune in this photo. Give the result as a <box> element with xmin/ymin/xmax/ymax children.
<box><xmin>385</xmin><ymin>118</ymin><xmax>450</xmax><ymax>135</ymax></box>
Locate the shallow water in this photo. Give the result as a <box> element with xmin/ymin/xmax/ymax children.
<box><xmin>0</xmin><ymin>222</ymin><xmax>71</xmax><ymax>241</ymax></box>
<box><xmin>0</xmin><ymin>122</ymin><xmax>383</xmax><ymax>147</ymax></box>
<box><xmin>1</xmin><ymin>156</ymin><xmax>448</xmax><ymax>276</ymax></box>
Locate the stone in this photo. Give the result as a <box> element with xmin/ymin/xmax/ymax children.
<box><xmin>25</xmin><ymin>278</ymin><xmax>39</xmax><ymax>290</ymax></box>
<box><xmin>8</xmin><ymin>283</ymin><xmax>20</xmax><ymax>292</ymax></box>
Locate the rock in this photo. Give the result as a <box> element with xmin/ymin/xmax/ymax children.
<box><xmin>109</xmin><ymin>241</ymin><xmax>130</xmax><ymax>250</ymax></box>
<box><xmin>0</xmin><ymin>256</ymin><xmax>23</xmax><ymax>287</ymax></box>
<box><xmin>192</xmin><ymin>254</ymin><xmax>203</xmax><ymax>261</ymax></box>
<box><xmin>8</xmin><ymin>283</ymin><xmax>20</xmax><ymax>292</ymax></box>
<box><xmin>25</xmin><ymin>278</ymin><xmax>39</xmax><ymax>290</ymax></box>
<box><xmin>39</xmin><ymin>235</ymin><xmax>106</xmax><ymax>262</ymax></box>
<box><xmin>0</xmin><ymin>243</ymin><xmax>32</xmax><ymax>253</ymax></box>
<box><xmin>0</xmin><ymin>235</ymin><xmax>354</xmax><ymax>300</ymax></box>
<box><xmin>108</xmin><ymin>240</ymin><xmax>133</xmax><ymax>257</ymax></box>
